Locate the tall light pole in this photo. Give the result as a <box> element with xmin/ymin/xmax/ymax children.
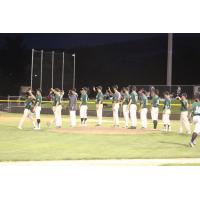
<box><xmin>51</xmin><ymin>51</ymin><xmax>54</xmax><ymax>88</ymax></box>
<box><xmin>40</xmin><ymin>50</ymin><xmax>43</xmax><ymax>90</ymax></box>
<box><xmin>30</xmin><ymin>49</ymin><xmax>34</xmax><ymax>89</ymax></box>
<box><xmin>61</xmin><ymin>52</ymin><xmax>65</xmax><ymax>90</ymax></box>
<box><xmin>72</xmin><ymin>53</ymin><xmax>76</xmax><ymax>88</ymax></box>
<box><xmin>167</xmin><ymin>33</ymin><xmax>173</xmax><ymax>86</ymax></box>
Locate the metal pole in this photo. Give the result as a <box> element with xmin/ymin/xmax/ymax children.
<box><xmin>51</xmin><ymin>51</ymin><xmax>54</xmax><ymax>88</ymax></box>
<box><xmin>30</xmin><ymin>49</ymin><xmax>34</xmax><ymax>89</ymax></box>
<box><xmin>62</xmin><ymin>52</ymin><xmax>65</xmax><ymax>90</ymax></box>
<box><xmin>40</xmin><ymin>50</ymin><xmax>43</xmax><ymax>90</ymax></box>
<box><xmin>72</xmin><ymin>53</ymin><xmax>76</xmax><ymax>88</ymax></box>
<box><xmin>167</xmin><ymin>33</ymin><xmax>173</xmax><ymax>86</ymax></box>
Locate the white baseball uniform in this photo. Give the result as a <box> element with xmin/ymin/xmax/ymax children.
<box><xmin>129</xmin><ymin>91</ymin><xmax>138</xmax><ymax>127</ymax></box>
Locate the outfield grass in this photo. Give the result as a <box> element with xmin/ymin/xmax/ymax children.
<box><xmin>0</xmin><ymin>113</ymin><xmax>199</xmax><ymax>162</ymax></box>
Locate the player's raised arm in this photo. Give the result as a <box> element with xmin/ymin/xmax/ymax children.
<box><xmin>51</xmin><ymin>88</ymin><xmax>60</xmax><ymax>96</ymax></box>
<box><xmin>107</xmin><ymin>87</ymin><xmax>113</xmax><ymax>95</ymax></box>
<box><xmin>28</xmin><ymin>89</ymin><xmax>36</xmax><ymax>100</ymax></box>
<box><xmin>93</xmin><ymin>86</ymin><xmax>96</xmax><ymax>92</ymax></box>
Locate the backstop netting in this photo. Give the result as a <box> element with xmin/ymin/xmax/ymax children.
<box><xmin>31</xmin><ymin>49</ymin><xmax>74</xmax><ymax>96</ymax></box>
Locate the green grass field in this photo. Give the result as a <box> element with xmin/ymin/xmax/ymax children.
<box><xmin>0</xmin><ymin>112</ymin><xmax>199</xmax><ymax>162</ymax></box>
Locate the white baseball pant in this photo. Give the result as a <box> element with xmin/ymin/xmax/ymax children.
<box><xmin>18</xmin><ymin>109</ymin><xmax>36</xmax><ymax>128</ymax></box>
<box><xmin>123</xmin><ymin>104</ymin><xmax>129</xmax><ymax>127</ymax></box>
<box><xmin>151</xmin><ymin>107</ymin><xmax>159</xmax><ymax>121</ymax></box>
<box><xmin>140</xmin><ymin>108</ymin><xmax>148</xmax><ymax>128</ymax></box>
<box><xmin>55</xmin><ymin>105</ymin><xmax>62</xmax><ymax>127</ymax></box>
<box><xmin>179</xmin><ymin>111</ymin><xmax>191</xmax><ymax>134</ymax></box>
<box><xmin>96</xmin><ymin>104</ymin><xmax>103</xmax><ymax>125</ymax></box>
<box><xmin>193</xmin><ymin>116</ymin><xmax>200</xmax><ymax>134</ymax></box>
<box><xmin>80</xmin><ymin>105</ymin><xmax>88</xmax><ymax>118</ymax></box>
<box><xmin>35</xmin><ymin>106</ymin><xmax>41</xmax><ymax>119</ymax></box>
<box><xmin>130</xmin><ymin>104</ymin><xmax>137</xmax><ymax>127</ymax></box>
<box><xmin>113</xmin><ymin>103</ymin><xmax>119</xmax><ymax>126</ymax></box>
<box><xmin>70</xmin><ymin>111</ymin><xmax>76</xmax><ymax>127</ymax></box>
<box><xmin>163</xmin><ymin>109</ymin><xmax>171</xmax><ymax>125</ymax></box>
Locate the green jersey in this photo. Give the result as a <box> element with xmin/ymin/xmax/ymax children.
<box><xmin>52</xmin><ymin>95</ymin><xmax>56</xmax><ymax>106</ymax></box>
<box><xmin>152</xmin><ymin>95</ymin><xmax>159</xmax><ymax>107</ymax></box>
<box><xmin>35</xmin><ymin>95</ymin><xmax>42</xmax><ymax>106</ymax></box>
<box><xmin>25</xmin><ymin>98</ymin><xmax>34</xmax><ymax>110</ymax></box>
<box><xmin>140</xmin><ymin>95</ymin><xmax>148</xmax><ymax>108</ymax></box>
<box><xmin>163</xmin><ymin>98</ymin><xmax>171</xmax><ymax>110</ymax></box>
<box><xmin>55</xmin><ymin>95</ymin><xmax>61</xmax><ymax>106</ymax></box>
<box><xmin>96</xmin><ymin>92</ymin><xmax>104</xmax><ymax>104</ymax></box>
<box><xmin>80</xmin><ymin>94</ymin><xmax>88</xmax><ymax>105</ymax></box>
<box><xmin>180</xmin><ymin>99</ymin><xmax>188</xmax><ymax>112</ymax></box>
<box><xmin>122</xmin><ymin>93</ymin><xmax>130</xmax><ymax>105</ymax></box>
<box><xmin>130</xmin><ymin>91</ymin><xmax>138</xmax><ymax>104</ymax></box>
<box><xmin>192</xmin><ymin>102</ymin><xmax>200</xmax><ymax>116</ymax></box>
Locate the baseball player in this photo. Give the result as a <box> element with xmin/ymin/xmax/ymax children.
<box><xmin>79</xmin><ymin>87</ymin><xmax>88</xmax><ymax>126</ymax></box>
<box><xmin>151</xmin><ymin>89</ymin><xmax>160</xmax><ymax>130</ymax></box>
<box><xmin>189</xmin><ymin>94</ymin><xmax>200</xmax><ymax>147</ymax></box>
<box><xmin>139</xmin><ymin>90</ymin><xmax>148</xmax><ymax>129</ymax></box>
<box><xmin>162</xmin><ymin>91</ymin><xmax>171</xmax><ymax>132</ymax></box>
<box><xmin>68</xmin><ymin>89</ymin><xmax>78</xmax><ymax>127</ymax></box>
<box><xmin>93</xmin><ymin>86</ymin><xmax>104</xmax><ymax>126</ymax></box>
<box><xmin>47</xmin><ymin>90</ymin><xmax>56</xmax><ymax>128</ymax></box>
<box><xmin>34</xmin><ymin>88</ymin><xmax>42</xmax><ymax>130</ymax></box>
<box><xmin>128</xmin><ymin>85</ymin><xmax>138</xmax><ymax>129</ymax></box>
<box><xmin>108</xmin><ymin>85</ymin><xmax>121</xmax><ymax>127</ymax></box>
<box><xmin>18</xmin><ymin>90</ymin><xmax>36</xmax><ymax>129</ymax></box>
<box><xmin>51</xmin><ymin>88</ymin><xmax>63</xmax><ymax>128</ymax></box>
<box><xmin>177</xmin><ymin>93</ymin><xmax>191</xmax><ymax>134</ymax></box>
<box><xmin>121</xmin><ymin>87</ymin><xmax>130</xmax><ymax>128</ymax></box>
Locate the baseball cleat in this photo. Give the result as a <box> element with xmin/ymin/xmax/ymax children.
<box><xmin>18</xmin><ymin>126</ymin><xmax>22</xmax><ymax>130</ymax></box>
<box><xmin>129</xmin><ymin>126</ymin><xmax>136</xmax><ymax>129</ymax></box>
<box><xmin>189</xmin><ymin>142</ymin><xmax>194</xmax><ymax>147</ymax></box>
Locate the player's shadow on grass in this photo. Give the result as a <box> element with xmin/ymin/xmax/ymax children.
<box><xmin>159</xmin><ymin>141</ymin><xmax>188</xmax><ymax>147</ymax></box>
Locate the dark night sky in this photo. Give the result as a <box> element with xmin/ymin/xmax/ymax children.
<box><xmin>0</xmin><ymin>33</ymin><xmax>200</xmax><ymax>95</ymax></box>
<box><xmin>0</xmin><ymin>33</ymin><xmax>157</xmax><ymax>49</ymax></box>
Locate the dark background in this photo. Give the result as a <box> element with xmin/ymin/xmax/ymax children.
<box><xmin>0</xmin><ymin>33</ymin><xmax>199</xmax><ymax>96</ymax></box>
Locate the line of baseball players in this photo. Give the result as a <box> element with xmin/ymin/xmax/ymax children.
<box><xmin>18</xmin><ymin>85</ymin><xmax>200</xmax><ymax>147</ymax></box>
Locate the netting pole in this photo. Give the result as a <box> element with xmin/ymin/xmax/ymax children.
<box><xmin>40</xmin><ymin>50</ymin><xmax>43</xmax><ymax>90</ymax></box>
<box><xmin>30</xmin><ymin>49</ymin><xmax>34</xmax><ymax>89</ymax></box>
<box><xmin>167</xmin><ymin>33</ymin><xmax>173</xmax><ymax>87</ymax></box>
<box><xmin>61</xmin><ymin>52</ymin><xmax>65</xmax><ymax>90</ymax></box>
<box><xmin>72</xmin><ymin>53</ymin><xmax>76</xmax><ymax>88</ymax></box>
<box><xmin>51</xmin><ymin>51</ymin><xmax>54</xmax><ymax>88</ymax></box>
